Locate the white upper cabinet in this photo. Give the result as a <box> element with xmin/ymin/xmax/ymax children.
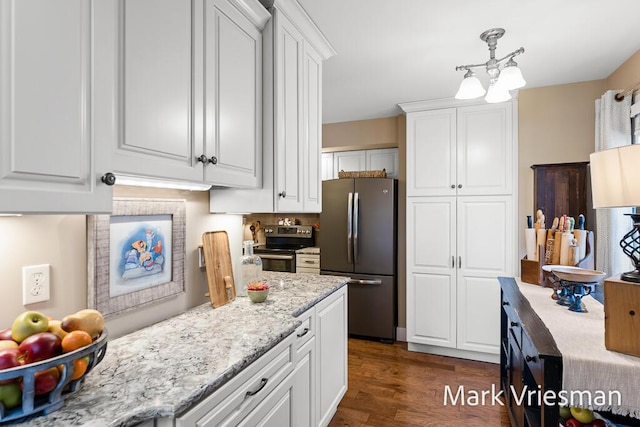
<box><xmin>0</xmin><ymin>0</ymin><xmax>114</xmax><ymax>213</ymax></box>
<box><xmin>323</xmin><ymin>148</ymin><xmax>399</xmax><ymax>181</ymax></box>
<box><xmin>366</xmin><ymin>148</ymin><xmax>399</xmax><ymax>178</ymax></box>
<box><xmin>111</xmin><ymin>0</ymin><xmax>268</xmax><ymax>187</ymax></box>
<box><xmin>332</xmin><ymin>151</ymin><xmax>366</xmax><ymax>178</ymax></box>
<box><xmin>405</xmin><ymin>103</ymin><xmax>513</xmax><ymax>197</ymax></box>
<box><xmin>209</xmin><ymin>0</ymin><xmax>335</xmax><ymax>213</ymax></box>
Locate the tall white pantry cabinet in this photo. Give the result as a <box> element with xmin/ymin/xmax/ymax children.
<box><xmin>400</xmin><ymin>100</ymin><xmax>517</xmax><ymax>363</ymax></box>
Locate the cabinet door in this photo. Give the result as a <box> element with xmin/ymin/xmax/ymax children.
<box><xmin>366</xmin><ymin>148</ymin><xmax>398</xmax><ymax>178</ymax></box>
<box><xmin>292</xmin><ymin>337</ymin><xmax>315</xmax><ymax>427</ymax></box>
<box><xmin>321</xmin><ymin>153</ymin><xmax>334</xmax><ymax>181</ymax></box>
<box><xmin>111</xmin><ymin>0</ymin><xmax>201</xmax><ymax>182</ymax></box>
<box><xmin>456</xmin><ymin>196</ymin><xmax>513</xmax><ymax>354</ymax></box>
<box><xmin>274</xmin><ymin>11</ymin><xmax>304</xmax><ymax>212</ymax></box>
<box><xmin>316</xmin><ymin>287</ymin><xmax>347</xmax><ymax>427</ymax></box>
<box><xmin>406</xmin><ymin>197</ymin><xmax>457</xmax><ymax>347</ymax></box>
<box><xmin>456</xmin><ymin>103</ymin><xmax>513</xmax><ymax>195</ymax></box>
<box><xmin>203</xmin><ymin>0</ymin><xmax>262</xmax><ymax>188</ymax></box>
<box><xmin>333</xmin><ymin>151</ymin><xmax>366</xmax><ymax>177</ymax></box>
<box><xmin>238</xmin><ymin>373</ymin><xmax>294</xmax><ymax>427</ymax></box>
<box><xmin>302</xmin><ymin>44</ymin><xmax>322</xmax><ymax>212</ymax></box>
<box><xmin>0</xmin><ymin>0</ymin><xmax>112</xmax><ymax>213</ymax></box>
<box><xmin>406</xmin><ymin>109</ymin><xmax>456</xmax><ymax>197</ymax></box>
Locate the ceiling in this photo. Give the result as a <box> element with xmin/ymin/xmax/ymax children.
<box><xmin>297</xmin><ymin>0</ymin><xmax>640</xmax><ymax>124</ymax></box>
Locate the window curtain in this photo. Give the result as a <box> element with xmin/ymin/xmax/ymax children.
<box><xmin>594</xmin><ymin>90</ymin><xmax>633</xmax><ymax>276</ymax></box>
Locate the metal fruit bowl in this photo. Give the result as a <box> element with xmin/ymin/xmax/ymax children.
<box><xmin>0</xmin><ymin>329</ymin><xmax>108</xmax><ymax>424</ymax></box>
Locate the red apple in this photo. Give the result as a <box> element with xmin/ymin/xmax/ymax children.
<box><xmin>21</xmin><ymin>367</ymin><xmax>60</xmax><ymax>395</ymax></box>
<box><xmin>584</xmin><ymin>420</ymin><xmax>606</xmax><ymax>427</ymax></box>
<box><xmin>565</xmin><ymin>418</ymin><xmax>583</xmax><ymax>427</ymax></box>
<box><xmin>0</xmin><ymin>349</ymin><xmax>22</xmax><ymax>384</ymax></box>
<box><xmin>18</xmin><ymin>332</ymin><xmax>61</xmax><ymax>364</ymax></box>
<box><xmin>0</xmin><ymin>328</ymin><xmax>13</xmax><ymax>341</ymax></box>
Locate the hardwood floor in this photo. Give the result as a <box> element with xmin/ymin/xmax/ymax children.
<box><xmin>329</xmin><ymin>338</ymin><xmax>511</xmax><ymax>427</ymax></box>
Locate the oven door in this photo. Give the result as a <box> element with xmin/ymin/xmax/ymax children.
<box><xmin>257</xmin><ymin>253</ymin><xmax>296</xmax><ymax>273</ymax></box>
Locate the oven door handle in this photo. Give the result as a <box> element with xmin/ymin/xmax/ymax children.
<box><xmin>256</xmin><ymin>254</ymin><xmax>295</xmax><ymax>261</ymax></box>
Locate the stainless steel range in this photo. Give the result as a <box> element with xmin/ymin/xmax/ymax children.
<box><xmin>253</xmin><ymin>225</ymin><xmax>315</xmax><ymax>273</ymax></box>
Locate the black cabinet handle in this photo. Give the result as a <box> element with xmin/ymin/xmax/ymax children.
<box><xmin>245</xmin><ymin>378</ymin><xmax>268</xmax><ymax>397</ymax></box>
<box><xmin>525</xmin><ymin>355</ymin><xmax>536</xmax><ymax>363</ymax></box>
<box><xmin>101</xmin><ymin>173</ymin><xmax>116</xmax><ymax>186</ymax></box>
<box><xmin>196</xmin><ymin>154</ymin><xmax>208</xmax><ymax>164</ymax></box>
<box><xmin>279</xmin><ymin>191</ymin><xmax>286</xmax><ymax>198</ymax></box>
<box><xmin>510</xmin><ymin>321</ymin><xmax>519</xmax><ymax>327</ymax></box>
<box><xmin>450</xmin><ymin>184</ymin><xmax>455</xmax><ymax>189</ymax></box>
<box><xmin>297</xmin><ymin>327</ymin><xmax>310</xmax><ymax>338</ymax></box>
<box><xmin>502</xmin><ymin>301</ymin><xmax>509</xmax><ymax>306</ymax></box>
<box><xmin>209</xmin><ymin>156</ymin><xmax>218</xmax><ymax>165</ymax></box>
<box><xmin>458</xmin><ymin>184</ymin><xmax>463</xmax><ymax>189</ymax></box>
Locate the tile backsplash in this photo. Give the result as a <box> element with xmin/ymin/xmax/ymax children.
<box><xmin>242</xmin><ymin>213</ymin><xmax>320</xmax><ymax>244</ymax></box>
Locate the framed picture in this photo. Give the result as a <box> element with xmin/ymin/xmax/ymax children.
<box><xmin>87</xmin><ymin>198</ymin><xmax>186</xmax><ymax>318</ymax></box>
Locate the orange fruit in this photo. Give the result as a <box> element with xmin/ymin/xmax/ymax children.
<box><xmin>61</xmin><ymin>330</ymin><xmax>92</xmax><ymax>353</ymax></box>
<box><xmin>71</xmin><ymin>356</ymin><xmax>89</xmax><ymax>380</ymax></box>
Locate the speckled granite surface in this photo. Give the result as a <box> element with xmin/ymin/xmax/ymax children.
<box><xmin>9</xmin><ymin>272</ymin><xmax>347</xmax><ymax>427</ymax></box>
<box><xmin>295</xmin><ymin>246</ymin><xmax>319</xmax><ymax>255</ymax></box>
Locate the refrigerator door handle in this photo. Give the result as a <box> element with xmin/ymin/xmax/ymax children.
<box><xmin>347</xmin><ymin>192</ymin><xmax>353</xmax><ymax>264</ymax></box>
<box><xmin>354</xmin><ymin>192</ymin><xmax>360</xmax><ymax>263</ymax></box>
<box><xmin>348</xmin><ymin>279</ymin><xmax>382</xmax><ymax>285</ymax></box>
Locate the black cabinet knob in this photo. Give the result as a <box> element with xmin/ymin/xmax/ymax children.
<box><xmin>101</xmin><ymin>172</ymin><xmax>116</xmax><ymax>186</ymax></box>
<box><xmin>196</xmin><ymin>154</ymin><xmax>208</xmax><ymax>164</ymax></box>
<box><xmin>450</xmin><ymin>184</ymin><xmax>455</xmax><ymax>189</ymax></box>
<box><xmin>209</xmin><ymin>156</ymin><xmax>218</xmax><ymax>165</ymax></box>
<box><xmin>502</xmin><ymin>301</ymin><xmax>509</xmax><ymax>306</ymax></box>
<box><xmin>525</xmin><ymin>355</ymin><xmax>536</xmax><ymax>363</ymax></box>
<box><xmin>279</xmin><ymin>191</ymin><xmax>286</xmax><ymax>198</ymax></box>
<box><xmin>510</xmin><ymin>321</ymin><xmax>519</xmax><ymax>327</ymax></box>
<box><xmin>458</xmin><ymin>184</ymin><xmax>463</xmax><ymax>189</ymax></box>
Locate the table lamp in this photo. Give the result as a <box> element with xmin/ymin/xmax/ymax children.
<box><xmin>590</xmin><ymin>144</ymin><xmax>640</xmax><ymax>282</ymax></box>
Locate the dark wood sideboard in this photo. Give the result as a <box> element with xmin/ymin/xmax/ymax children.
<box><xmin>500</xmin><ymin>277</ymin><xmax>639</xmax><ymax>427</ymax></box>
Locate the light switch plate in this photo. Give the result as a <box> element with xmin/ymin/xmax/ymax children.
<box><xmin>22</xmin><ymin>264</ymin><xmax>50</xmax><ymax>305</ymax></box>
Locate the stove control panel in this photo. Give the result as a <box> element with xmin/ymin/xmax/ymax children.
<box><xmin>264</xmin><ymin>225</ymin><xmax>314</xmax><ymax>238</ymax></box>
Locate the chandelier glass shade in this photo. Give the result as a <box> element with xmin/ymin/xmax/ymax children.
<box><xmin>455</xmin><ymin>28</ymin><xmax>525</xmax><ymax>103</ymax></box>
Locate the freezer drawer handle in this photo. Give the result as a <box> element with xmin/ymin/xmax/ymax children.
<box><xmin>348</xmin><ymin>279</ymin><xmax>382</xmax><ymax>285</ymax></box>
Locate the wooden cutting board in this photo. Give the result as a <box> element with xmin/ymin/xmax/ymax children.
<box><xmin>202</xmin><ymin>231</ymin><xmax>236</xmax><ymax>308</ymax></box>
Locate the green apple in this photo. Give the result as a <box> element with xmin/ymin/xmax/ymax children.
<box><xmin>570</xmin><ymin>406</ymin><xmax>594</xmax><ymax>424</ymax></box>
<box><xmin>11</xmin><ymin>311</ymin><xmax>49</xmax><ymax>343</ymax></box>
<box><xmin>0</xmin><ymin>382</ymin><xmax>22</xmax><ymax>409</ymax></box>
<box><xmin>559</xmin><ymin>406</ymin><xmax>572</xmax><ymax>419</ymax></box>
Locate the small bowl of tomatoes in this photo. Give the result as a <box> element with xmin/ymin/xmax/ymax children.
<box><xmin>247</xmin><ymin>282</ymin><xmax>269</xmax><ymax>303</ymax></box>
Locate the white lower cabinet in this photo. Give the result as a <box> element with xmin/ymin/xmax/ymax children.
<box><xmin>315</xmin><ymin>288</ymin><xmax>348</xmax><ymax>427</ymax></box>
<box><xmin>406</xmin><ymin>196</ymin><xmax>513</xmax><ymax>362</ymax></box>
<box><xmin>146</xmin><ymin>286</ymin><xmax>346</xmax><ymax>427</ymax></box>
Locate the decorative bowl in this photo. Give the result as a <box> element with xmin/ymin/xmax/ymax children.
<box><xmin>247</xmin><ymin>289</ymin><xmax>269</xmax><ymax>303</ymax></box>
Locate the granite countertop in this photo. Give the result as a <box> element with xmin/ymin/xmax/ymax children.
<box><xmin>295</xmin><ymin>246</ymin><xmax>319</xmax><ymax>255</ymax></box>
<box><xmin>11</xmin><ymin>272</ymin><xmax>347</xmax><ymax>427</ymax></box>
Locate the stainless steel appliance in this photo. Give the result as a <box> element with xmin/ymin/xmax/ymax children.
<box><xmin>253</xmin><ymin>225</ymin><xmax>315</xmax><ymax>273</ymax></box>
<box><xmin>320</xmin><ymin>178</ymin><xmax>397</xmax><ymax>342</ymax></box>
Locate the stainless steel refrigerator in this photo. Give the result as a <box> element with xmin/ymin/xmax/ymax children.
<box><xmin>319</xmin><ymin>178</ymin><xmax>397</xmax><ymax>342</ymax></box>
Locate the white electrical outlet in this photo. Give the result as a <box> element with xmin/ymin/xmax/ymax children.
<box><xmin>22</xmin><ymin>264</ymin><xmax>51</xmax><ymax>305</ymax></box>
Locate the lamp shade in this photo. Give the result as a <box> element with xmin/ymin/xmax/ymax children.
<box><xmin>498</xmin><ymin>64</ymin><xmax>526</xmax><ymax>90</ymax></box>
<box><xmin>455</xmin><ymin>74</ymin><xmax>485</xmax><ymax>100</ymax></box>
<box><xmin>590</xmin><ymin>144</ymin><xmax>640</xmax><ymax>208</ymax></box>
<box><xmin>484</xmin><ymin>81</ymin><xmax>511</xmax><ymax>103</ymax></box>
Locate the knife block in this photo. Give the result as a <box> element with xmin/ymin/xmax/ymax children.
<box><xmin>521</xmin><ymin>231</ymin><xmax>594</xmax><ymax>286</ymax></box>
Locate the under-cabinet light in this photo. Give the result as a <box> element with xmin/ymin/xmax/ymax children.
<box><xmin>115</xmin><ymin>174</ymin><xmax>212</xmax><ymax>191</ymax></box>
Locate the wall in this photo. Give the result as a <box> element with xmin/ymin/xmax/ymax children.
<box><xmin>606</xmin><ymin>50</ymin><xmax>640</xmax><ymax>90</ymax></box>
<box><xmin>0</xmin><ymin>187</ymin><xmax>242</xmax><ymax>339</ymax></box>
<box><xmin>323</xmin><ymin>116</ymin><xmax>399</xmax><ymax>151</ymax></box>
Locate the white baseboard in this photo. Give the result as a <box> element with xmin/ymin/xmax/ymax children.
<box><xmin>396</xmin><ymin>327</ymin><xmax>407</xmax><ymax>342</ymax></box>
<box><xmin>407</xmin><ymin>342</ymin><xmax>500</xmax><ymax>364</ymax></box>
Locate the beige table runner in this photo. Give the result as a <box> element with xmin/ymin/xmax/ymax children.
<box><xmin>516</xmin><ymin>278</ymin><xmax>640</xmax><ymax>418</ymax></box>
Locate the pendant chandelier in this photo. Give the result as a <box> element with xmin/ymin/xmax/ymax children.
<box><xmin>454</xmin><ymin>28</ymin><xmax>525</xmax><ymax>103</ymax></box>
